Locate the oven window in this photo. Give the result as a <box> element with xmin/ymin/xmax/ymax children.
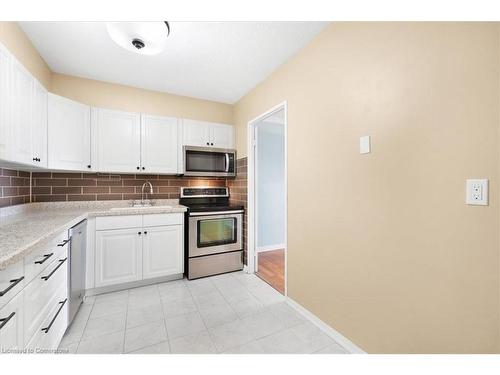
<box><xmin>197</xmin><ymin>217</ymin><xmax>237</xmax><ymax>248</ymax></box>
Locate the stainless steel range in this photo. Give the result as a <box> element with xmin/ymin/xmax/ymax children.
<box><xmin>180</xmin><ymin>187</ymin><xmax>244</xmax><ymax>280</ymax></box>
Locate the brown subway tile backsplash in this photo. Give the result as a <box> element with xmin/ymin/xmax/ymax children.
<box><xmin>0</xmin><ymin>168</ymin><xmax>31</xmax><ymax>208</ymax></box>
<box><xmin>31</xmin><ymin>172</ymin><xmax>229</xmax><ymax>203</ymax></box>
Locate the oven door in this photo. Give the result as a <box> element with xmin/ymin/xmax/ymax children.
<box><xmin>183</xmin><ymin>146</ymin><xmax>236</xmax><ymax>177</ymax></box>
<box><xmin>189</xmin><ymin>212</ymin><xmax>243</xmax><ymax>257</ymax></box>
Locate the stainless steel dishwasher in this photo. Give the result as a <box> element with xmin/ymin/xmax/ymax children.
<box><xmin>68</xmin><ymin>220</ymin><xmax>87</xmax><ymax>325</ymax></box>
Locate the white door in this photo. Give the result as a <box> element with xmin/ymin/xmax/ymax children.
<box><xmin>210</xmin><ymin>123</ymin><xmax>234</xmax><ymax>149</ymax></box>
<box><xmin>11</xmin><ymin>59</ymin><xmax>33</xmax><ymax>165</ymax></box>
<box><xmin>48</xmin><ymin>94</ymin><xmax>91</xmax><ymax>171</ymax></box>
<box><xmin>0</xmin><ymin>291</ymin><xmax>24</xmax><ymax>351</ymax></box>
<box><xmin>143</xmin><ymin>225</ymin><xmax>183</xmax><ymax>279</ymax></box>
<box><xmin>92</xmin><ymin>108</ymin><xmax>141</xmax><ymax>173</ymax></box>
<box><xmin>182</xmin><ymin>119</ymin><xmax>211</xmax><ymax>147</ymax></box>
<box><xmin>0</xmin><ymin>45</ymin><xmax>11</xmax><ymax>160</ymax></box>
<box><xmin>95</xmin><ymin>228</ymin><xmax>143</xmax><ymax>288</ymax></box>
<box><xmin>32</xmin><ymin>80</ymin><xmax>48</xmax><ymax>168</ymax></box>
<box><xmin>141</xmin><ymin>115</ymin><xmax>178</xmax><ymax>174</ymax></box>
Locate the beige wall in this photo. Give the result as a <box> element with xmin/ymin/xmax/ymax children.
<box><xmin>234</xmin><ymin>22</ymin><xmax>500</xmax><ymax>353</ymax></box>
<box><xmin>0</xmin><ymin>22</ymin><xmax>51</xmax><ymax>89</ymax></box>
<box><xmin>0</xmin><ymin>21</ymin><xmax>232</xmax><ymax>124</ymax></box>
<box><xmin>51</xmin><ymin>73</ymin><xmax>233</xmax><ymax>124</ymax></box>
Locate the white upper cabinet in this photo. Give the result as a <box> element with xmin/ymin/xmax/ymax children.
<box><xmin>0</xmin><ymin>45</ymin><xmax>11</xmax><ymax>161</ymax></box>
<box><xmin>182</xmin><ymin>119</ymin><xmax>211</xmax><ymax>147</ymax></box>
<box><xmin>210</xmin><ymin>123</ymin><xmax>235</xmax><ymax>149</ymax></box>
<box><xmin>182</xmin><ymin>119</ymin><xmax>234</xmax><ymax>149</ymax></box>
<box><xmin>92</xmin><ymin>108</ymin><xmax>141</xmax><ymax>173</ymax></box>
<box><xmin>48</xmin><ymin>93</ymin><xmax>91</xmax><ymax>171</ymax></box>
<box><xmin>32</xmin><ymin>80</ymin><xmax>48</xmax><ymax>168</ymax></box>
<box><xmin>141</xmin><ymin>115</ymin><xmax>178</xmax><ymax>174</ymax></box>
<box><xmin>10</xmin><ymin>58</ymin><xmax>33</xmax><ymax>165</ymax></box>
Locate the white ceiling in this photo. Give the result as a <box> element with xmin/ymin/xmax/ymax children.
<box><xmin>19</xmin><ymin>22</ymin><xmax>328</xmax><ymax>104</ymax></box>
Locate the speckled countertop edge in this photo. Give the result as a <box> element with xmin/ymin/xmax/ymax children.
<box><xmin>0</xmin><ymin>200</ymin><xmax>187</xmax><ymax>270</ymax></box>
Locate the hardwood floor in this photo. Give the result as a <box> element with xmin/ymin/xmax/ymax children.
<box><xmin>256</xmin><ymin>249</ymin><xmax>285</xmax><ymax>295</ymax></box>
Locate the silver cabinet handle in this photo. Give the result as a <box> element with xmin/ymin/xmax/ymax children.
<box><xmin>41</xmin><ymin>299</ymin><xmax>67</xmax><ymax>334</ymax></box>
<box><xmin>41</xmin><ymin>258</ymin><xmax>67</xmax><ymax>281</ymax></box>
<box><xmin>0</xmin><ymin>277</ymin><xmax>24</xmax><ymax>297</ymax></box>
<box><xmin>0</xmin><ymin>312</ymin><xmax>15</xmax><ymax>330</ymax></box>
<box><xmin>57</xmin><ymin>239</ymin><xmax>70</xmax><ymax>247</ymax></box>
<box><xmin>34</xmin><ymin>253</ymin><xmax>54</xmax><ymax>265</ymax></box>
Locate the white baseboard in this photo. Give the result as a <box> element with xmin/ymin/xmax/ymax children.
<box><xmin>286</xmin><ymin>297</ymin><xmax>366</xmax><ymax>354</ymax></box>
<box><xmin>257</xmin><ymin>244</ymin><xmax>285</xmax><ymax>253</ymax></box>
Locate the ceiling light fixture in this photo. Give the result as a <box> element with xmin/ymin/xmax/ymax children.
<box><xmin>106</xmin><ymin>22</ymin><xmax>170</xmax><ymax>55</ymax></box>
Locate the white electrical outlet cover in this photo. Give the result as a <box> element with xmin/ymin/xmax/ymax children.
<box><xmin>466</xmin><ymin>179</ymin><xmax>488</xmax><ymax>206</ymax></box>
<box><xmin>360</xmin><ymin>136</ymin><xmax>370</xmax><ymax>154</ymax></box>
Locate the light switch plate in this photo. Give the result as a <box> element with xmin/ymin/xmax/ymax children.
<box><xmin>466</xmin><ymin>179</ymin><xmax>488</xmax><ymax>206</ymax></box>
<box><xmin>360</xmin><ymin>136</ymin><xmax>370</xmax><ymax>154</ymax></box>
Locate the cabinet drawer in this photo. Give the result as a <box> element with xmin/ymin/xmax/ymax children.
<box><xmin>0</xmin><ymin>290</ymin><xmax>24</xmax><ymax>351</ymax></box>
<box><xmin>0</xmin><ymin>259</ymin><xmax>25</xmax><ymax>310</ymax></box>
<box><xmin>25</xmin><ymin>286</ymin><xmax>68</xmax><ymax>352</ymax></box>
<box><xmin>143</xmin><ymin>213</ymin><xmax>183</xmax><ymax>227</ymax></box>
<box><xmin>96</xmin><ymin>215</ymin><xmax>142</xmax><ymax>231</ymax></box>
<box><xmin>24</xmin><ymin>249</ymin><xmax>68</xmax><ymax>345</ymax></box>
<box><xmin>24</xmin><ymin>230</ymin><xmax>68</xmax><ymax>284</ymax></box>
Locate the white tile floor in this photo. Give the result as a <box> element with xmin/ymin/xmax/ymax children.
<box><xmin>58</xmin><ymin>271</ymin><xmax>348</xmax><ymax>354</ymax></box>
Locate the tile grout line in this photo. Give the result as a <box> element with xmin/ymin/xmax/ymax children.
<box><xmin>184</xmin><ymin>277</ymin><xmax>217</xmax><ymax>354</ymax></box>
<box><xmin>156</xmin><ymin>282</ymin><xmax>172</xmax><ymax>354</ymax></box>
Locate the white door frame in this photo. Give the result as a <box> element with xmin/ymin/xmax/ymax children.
<box><xmin>247</xmin><ymin>101</ymin><xmax>288</xmax><ymax>296</ymax></box>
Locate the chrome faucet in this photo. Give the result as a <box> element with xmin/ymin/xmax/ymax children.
<box><xmin>141</xmin><ymin>181</ymin><xmax>154</xmax><ymax>206</ymax></box>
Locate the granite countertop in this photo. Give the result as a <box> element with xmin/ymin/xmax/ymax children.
<box><xmin>0</xmin><ymin>200</ymin><xmax>187</xmax><ymax>270</ymax></box>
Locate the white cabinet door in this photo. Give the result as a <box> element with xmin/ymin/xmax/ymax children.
<box><xmin>182</xmin><ymin>119</ymin><xmax>211</xmax><ymax>147</ymax></box>
<box><xmin>0</xmin><ymin>45</ymin><xmax>11</xmax><ymax>160</ymax></box>
<box><xmin>143</xmin><ymin>225</ymin><xmax>183</xmax><ymax>279</ymax></box>
<box><xmin>0</xmin><ymin>291</ymin><xmax>24</xmax><ymax>351</ymax></box>
<box><xmin>92</xmin><ymin>108</ymin><xmax>141</xmax><ymax>173</ymax></box>
<box><xmin>210</xmin><ymin>123</ymin><xmax>234</xmax><ymax>149</ymax></box>
<box><xmin>48</xmin><ymin>94</ymin><xmax>91</xmax><ymax>171</ymax></box>
<box><xmin>141</xmin><ymin>115</ymin><xmax>178</xmax><ymax>174</ymax></box>
<box><xmin>95</xmin><ymin>228</ymin><xmax>143</xmax><ymax>288</ymax></box>
<box><xmin>32</xmin><ymin>80</ymin><xmax>48</xmax><ymax>168</ymax></box>
<box><xmin>11</xmin><ymin>59</ymin><xmax>33</xmax><ymax>165</ymax></box>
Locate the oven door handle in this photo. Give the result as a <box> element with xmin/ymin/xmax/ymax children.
<box><xmin>225</xmin><ymin>153</ymin><xmax>230</xmax><ymax>173</ymax></box>
<box><xmin>190</xmin><ymin>210</ymin><xmax>244</xmax><ymax>217</ymax></box>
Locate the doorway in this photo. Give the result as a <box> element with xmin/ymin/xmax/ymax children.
<box><xmin>247</xmin><ymin>102</ymin><xmax>287</xmax><ymax>295</ymax></box>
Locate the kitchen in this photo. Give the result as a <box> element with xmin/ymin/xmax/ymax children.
<box><xmin>0</xmin><ymin>21</ymin><xmax>332</xmax><ymax>354</ymax></box>
<box><xmin>2</xmin><ymin>9</ymin><xmax>500</xmax><ymax>370</ymax></box>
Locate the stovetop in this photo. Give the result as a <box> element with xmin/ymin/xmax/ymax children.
<box><xmin>179</xmin><ymin>187</ymin><xmax>244</xmax><ymax>214</ymax></box>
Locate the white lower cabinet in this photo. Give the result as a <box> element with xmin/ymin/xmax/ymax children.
<box><xmin>0</xmin><ymin>291</ymin><xmax>24</xmax><ymax>351</ymax></box>
<box><xmin>143</xmin><ymin>225</ymin><xmax>183</xmax><ymax>279</ymax></box>
<box><xmin>93</xmin><ymin>214</ymin><xmax>184</xmax><ymax>290</ymax></box>
<box><xmin>0</xmin><ymin>231</ymin><xmax>70</xmax><ymax>353</ymax></box>
<box><xmin>95</xmin><ymin>228</ymin><xmax>143</xmax><ymax>288</ymax></box>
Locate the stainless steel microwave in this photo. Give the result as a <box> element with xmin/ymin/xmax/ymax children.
<box><xmin>183</xmin><ymin>146</ymin><xmax>236</xmax><ymax>177</ymax></box>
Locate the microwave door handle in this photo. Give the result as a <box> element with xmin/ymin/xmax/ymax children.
<box><xmin>225</xmin><ymin>153</ymin><xmax>229</xmax><ymax>172</ymax></box>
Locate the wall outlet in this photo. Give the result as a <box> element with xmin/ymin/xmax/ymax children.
<box><xmin>360</xmin><ymin>136</ymin><xmax>370</xmax><ymax>154</ymax></box>
<box><xmin>466</xmin><ymin>179</ymin><xmax>488</xmax><ymax>206</ymax></box>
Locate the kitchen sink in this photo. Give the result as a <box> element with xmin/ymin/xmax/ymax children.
<box><xmin>109</xmin><ymin>201</ymin><xmax>169</xmax><ymax>211</ymax></box>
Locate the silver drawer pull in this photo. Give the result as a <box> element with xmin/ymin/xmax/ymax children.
<box><xmin>41</xmin><ymin>258</ymin><xmax>67</xmax><ymax>281</ymax></box>
<box><xmin>34</xmin><ymin>253</ymin><xmax>54</xmax><ymax>265</ymax></box>
<box><xmin>0</xmin><ymin>277</ymin><xmax>24</xmax><ymax>297</ymax></box>
<box><xmin>41</xmin><ymin>299</ymin><xmax>67</xmax><ymax>334</ymax></box>
<box><xmin>57</xmin><ymin>239</ymin><xmax>70</xmax><ymax>247</ymax></box>
<box><xmin>0</xmin><ymin>312</ymin><xmax>15</xmax><ymax>330</ymax></box>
